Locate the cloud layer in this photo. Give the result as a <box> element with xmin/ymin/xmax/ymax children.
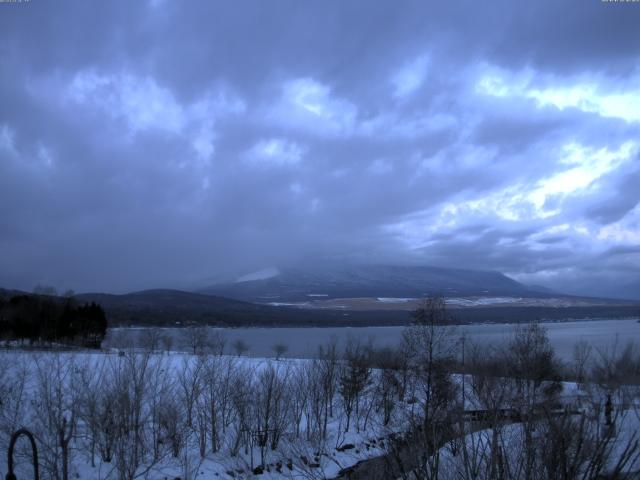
<box><xmin>1</xmin><ymin>0</ymin><xmax>639</xmax><ymax>297</ymax></box>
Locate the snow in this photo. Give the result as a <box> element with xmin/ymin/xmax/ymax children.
<box><xmin>446</xmin><ymin>296</ymin><xmax>522</xmax><ymax>306</ymax></box>
<box><xmin>445</xmin><ymin>296</ymin><xmax>623</xmax><ymax>308</ymax></box>
<box><xmin>376</xmin><ymin>297</ymin><xmax>415</xmax><ymax>303</ymax></box>
<box><xmin>0</xmin><ymin>350</ymin><xmax>406</xmax><ymax>480</ymax></box>
<box><xmin>3</xmin><ymin>343</ymin><xmax>639</xmax><ymax>479</ymax></box>
<box><xmin>435</xmin><ymin>413</ymin><xmax>640</xmax><ymax>479</ymax></box>
<box><xmin>266</xmin><ymin>301</ymin><xmax>310</xmax><ymax>307</ymax></box>
<box><xmin>236</xmin><ymin>267</ymin><xmax>280</xmax><ymax>283</ymax></box>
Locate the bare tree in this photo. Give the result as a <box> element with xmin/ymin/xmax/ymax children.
<box><xmin>108</xmin><ymin>351</ymin><xmax>164</xmax><ymax>480</ymax></box>
<box><xmin>339</xmin><ymin>340</ymin><xmax>372</xmax><ymax>433</ymax></box>
<box><xmin>209</xmin><ymin>330</ymin><xmax>227</xmax><ymax>356</ymax></box>
<box><xmin>158</xmin><ymin>393</ymin><xmax>185</xmax><ymax>458</ymax></box>
<box><xmin>229</xmin><ymin>364</ymin><xmax>254</xmax><ymax>457</ymax></box>
<box><xmin>200</xmin><ymin>354</ymin><xmax>237</xmax><ymax>453</ymax></box>
<box><xmin>375</xmin><ymin>365</ymin><xmax>400</xmax><ymax>427</ymax></box>
<box><xmin>0</xmin><ymin>354</ymin><xmax>29</xmax><ymax>441</ymax></box>
<box><xmin>404</xmin><ymin>296</ymin><xmax>459</xmax><ymax>424</ymax></box>
<box><xmin>290</xmin><ymin>365</ymin><xmax>309</xmax><ymax>438</ymax></box>
<box><xmin>177</xmin><ymin>356</ymin><xmax>204</xmax><ymax>429</ymax></box>
<box><xmin>142</xmin><ymin>327</ymin><xmax>163</xmax><ymax>353</ymax></box>
<box><xmin>160</xmin><ymin>332</ymin><xmax>174</xmax><ymax>353</ymax></box>
<box><xmin>389</xmin><ymin>296</ymin><xmax>460</xmax><ymax>479</ymax></box>
<box><xmin>179</xmin><ymin>431</ymin><xmax>205</xmax><ymax>480</ymax></box>
<box><xmin>571</xmin><ymin>339</ymin><xmax>593</xmax><ymax>384</ymax></box>
<box><xmin>504</xmin><ymin>322</ymin><xmax>560</xmax><ymax>480</ymax></box>
<box><xmin>77</xmin><ymin>357</ymin><xmax>108</xmax><ymax>468</ymax></box>
<box><xmin>32</xmin><ymin>354</ymin><xmax>79</xmax><ymax>480</ymax></box>
<box><xmin>146</xmin><ymin>355</ymin><xmax>173</xmax><ymax>461</ymax></box>
<box><xmin>253</xmin><ymin>362</ymin><xmax>291</xmax><ymax>466</ymax></box>
<box><xmin>305</xmin><ymin>360</ymin><xmax>327</xmax><ymax>442</ymax></box>
<box><xmin>272</xmin><ymin>342</ymin><xmax>289</xmax><ymax>360</ymax></box>
<box><xmin>232</xmin><ymin>339</ymin><xmax>250</xmax><ymax>356</ymax></box>
<box><xmin>182</xmin><ymin>326</ymin><xmax>210</xmax><ymax>355</ymax></box>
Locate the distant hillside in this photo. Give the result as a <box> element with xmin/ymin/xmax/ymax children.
<box><xmin>74</xmin><ymin>289</ymin><xmax>393</xmax><ymax>327</ymax></box>
<box><xmin>77</xmin><ymin>289</ymin><xmax>262</xmax><ymax>313</ymax></box>
<box><xmin>3</xmin><ymin>287</ymin><xmax>639</xmax><ymax>327</ymax></box>
<box><xmin>199</xmin><ymin>264</ymin><xmax>549</xmax><ymax>302</ymax></box>
<box><xmin>0</xmin><ymin>288</ymin><xmax>25</xmax><ymax>300</ymax></box>
<box><xmin>558</xmin><ymin>278</ymin><xmax>640</xmax><ymax>302</ymax></box>
<box><xmin>69</xmin><ymin>289</ymin><xmax>640</xmax><ymax>327</ymax></box>
<box><xmin>75</xmin><ymin>289</ymin><xmax>286</xmax><ymax>326</ymax></box>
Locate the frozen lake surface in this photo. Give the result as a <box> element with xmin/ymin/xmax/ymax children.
<box><xmin>106</xmin><ymin>318</ymin><xmax>640</xmax><ymax>361</ymax></box>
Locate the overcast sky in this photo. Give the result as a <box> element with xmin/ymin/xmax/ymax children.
<box><xmin>1</xmin><ymin>0</ymin><xmax>639</xmax><ymax>298</ymax></box>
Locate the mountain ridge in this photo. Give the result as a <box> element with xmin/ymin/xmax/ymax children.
<box><xmin>199</xmin><ymin>264</ymin><xmax>551</xmax><ymax>302</ymax></box>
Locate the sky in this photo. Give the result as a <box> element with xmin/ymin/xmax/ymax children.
<box><xmin>0</xmin><ymin>0</ymin><xmax>639</xmax><ymax>298</ymax></box>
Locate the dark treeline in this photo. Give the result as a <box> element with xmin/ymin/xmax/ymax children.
<box><xmin>0</xmin><ymin>293</ymin><xmax>107</xmax><ymax>348</ymax></box>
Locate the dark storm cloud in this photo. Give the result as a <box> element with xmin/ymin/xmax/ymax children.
<box><xmin>587</xmin><ymin>164</ymin><xmax>640</xmax><ymax>225</ymax></box>
<box><xmin>1</xmin><ymin>0</ymin><xmax>639</xmax><ymax>296</ymax></box>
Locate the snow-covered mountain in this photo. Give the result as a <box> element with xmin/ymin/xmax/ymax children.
<box><xmin>199</xmin><ymin>264</ymin><xmax>550</xmax><ymax>302</ymax></box>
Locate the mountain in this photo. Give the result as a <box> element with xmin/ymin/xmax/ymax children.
<box><xmin>555</xmin><ymin>278</ymin><xmax>640</xmax><ymax>302</ymax></box>
<box><xmin>75</xmin><ymin>289</ymin><xmax>287</xmax><ymax>326</ymax></box>
<box><xmin>199</xmin><ymin>264</ymin><xmax>548</xmax><ymax>302</ymax></box>
<box><xmin>525</xmin><ymin>284</ymin><xmax>557</xmax><ymax>294</ymax></box>
<box><xmin>73</xmin><ymin>288</ymin><xmax>406</xmax><ymax>327</ymax></box>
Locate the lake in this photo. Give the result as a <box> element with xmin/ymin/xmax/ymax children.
<box><xmin>105</xmin><ymin>318</ymin><xmax>640</xmax><ymax>361</ymax></box>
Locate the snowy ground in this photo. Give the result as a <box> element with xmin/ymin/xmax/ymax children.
<box><xmin>435</xmin><ymin>413</ymin><xmax>640</xmax><ymax>479</ymax></box>
<box><xmin>1</xmin><ymin>344</ymin><xmax>638</xmax><ymax>480</ymax></box>
<box><xmin>0</xmin><ymin>350</ymin><xmax>410</xmax><ymax>480</ymax></box>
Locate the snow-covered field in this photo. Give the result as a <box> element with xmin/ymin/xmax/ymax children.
<box><xmin>0</xmin><ymin>350</ymin><xmax>412</xmax><ymax>480</ymax></box>
<box><xmin>0</xmin><ymin>344</ymin><xmax>638</xmax><ymax>480</ymax></box>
